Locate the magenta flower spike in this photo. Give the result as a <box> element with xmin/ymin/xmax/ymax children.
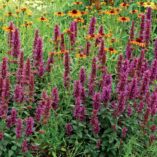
<box><xmin>88</xmin><ymin>17</ymin><xmax>97</xmax><ymax>35</ymax></box>
<box><xmin>8</xmin><ymin>21</ymin><xmax>15</xmax><ymax>48</ymax></box>
<box><xmin>52</xmin><ymin>87</ymin><xmax>59</xmax><ymax>110</ymax></box>
<box><xmin>65</xmin><ymin>123</ymin><xmax>73</xmax><ymax>136</ymax></box>
<box><xmin>22</xmin><ymin>139</ymin><xmax>28</xmax><ymax>152</ymax></box>
<box><xmin>54</xmin><ymin>25</ymin><xmax>61</xmax><ymax>50</ymax></box>
<box><xmin>25</xmin><ymin>117</ymin><xmax>34</xmax><ymax>136</ymax></box>
<box><xmin>1</xmin><ymin>57</ymin><xmax>8</xmax><ymax>79</ymax></box>
<box><xmin>79</xmin><ymin>67</ymin><xmax>86</xmax><ymax>85</ymax></box>
<box><xmin>15</xmin><ymin>118</ymin><xmax>23</xmax><ymax>138</ymax></box>
<box><xmin>11</xmin><ymin>28</ymin><xmax>21</xmax><ymax>57</ymax></box>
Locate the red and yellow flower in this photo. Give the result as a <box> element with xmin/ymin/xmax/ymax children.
<box><xmin>68</xmin><ymin>9</ymin><xmax>82</xmax><ymax>18</ymax></box>
<box><xmin>118</xmin><ymin>16</ymin><xmax>130</xmax><ymax>22</ymax></box>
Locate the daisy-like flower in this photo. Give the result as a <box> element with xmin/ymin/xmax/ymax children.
<box><xmin>68</xmin><ymin>9</ymin><xmax>82</xmax><ymax>18</ymax></box>
<box><xmin>2</xmin><ymin>26</ymin><xmax>15</xmax><ymax>32</ymax></box>
<box><xmin>130</xmin><ymin>9</ymin><xmax>138</xmax><ymax>14</ymax></box>
<box><xmin>74</xmin><ymin>17</ymin><xmax>84</xmax><ymax>23</ymax></box>
<box><xmin>81</xmin><ymin>11</ymin><xmax>88</xmax><ymax>15</ymax></box>
<box><xmin>38</xmin><ymin>16</ymin><xmax>48</xmax><ymax>22</ymax></box>
<box><xmin>100</xmin><ymin>2</ymin><xmax>106</xmax><ymax>5</ymax></box>
<box><xmin>120</xmin><ymin>2</ymin><xmax>129</xmax><ymax>8</ymax></box>
<box><xmin>5</xmin><ymin>12</ymin><xmax>15</xmax><ymax>17</ymax></box>
<box><xmin>104</xmin><ymin>33</ymin><xmax>112</xmax><ymax>38</ymax></box>
<box><xmin>15</xmin><ymin>9</ymin><xmax>21</xmax><ymax>15</ymax></box>
<box><xmin>105</xmin><ymin>47</ymin><xmax>117</xmax><ymax>54</ymax></box>
<box><xmin>118</xmin><ymin>16</ymin><xmax>130</xmax><ymax>22</ymax></box>
<box><xmin>137</xmin><ymin>13</ymin><xmax>145</xmax><ymax>19</ymax></box>
<box><xmin>143</xmin><ymin>2</ymin><xmax>156</xmax><ymax>9</ymax></box>
<box><xmin>110</xmin><ymin>38</ymin><xmax>117</xmax><ymax>43</ymax></box>
<box><xmin>26</xmin><ymin>9</ymin><xmax>32</xmax><ymax>16</ymax></box>
<box><xmin>103</xmin><ymin>9</ymin><xmax>119</xmax><ymax>15</ymax></box>
<box><xmin>137</xmin><ymin>2</ymin><xmax>144</xmax><ymax>7</ymax></box>
<box><xmin>22</xmin><ymin>21</ymin><xmax>33</xmax><ymax>28</ymax></box>
<box><xmin>52</xmin><ymin>50</ymin><xmax>68</xmax><ymax>56</ymax></box>
<box><xmin>21</xmin><ymin>7</ymin><xmax>27</xmax><ymax>13</ymax></box>
<box><xmin>86</xmin><ymin>34</ymin><xmax>97</xmax><ymax>40</ymax></box>
<box><xmin>86</xmin><ymin>6</ymin><xmax>93</xmax><ymax>10</ymax></box>
<box><xmin>73</xmin><ymin>1</ymin><xmax>83</xmax><ymax>5</ymax></box>
<box><xmin>76</xmin><ymin>53</ymin><xmax>87</xmax><ymax>59</ymax></box>
<box><xmin>54</xmin><ymin>12</ymin><xmax>64</xmax><ymax>16</ymax></box>
<box><xmin>130</xmin><ymin>38</ymin><xmax>146</xmax><ymax>48</ymax></box>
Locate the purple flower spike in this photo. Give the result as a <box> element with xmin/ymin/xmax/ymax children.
<box><xmin>15</xmin><ymin>118</ymin><xmax>23</xmax><ymax>138</ymax></box>
<box><xmin>25</xmin><ymin>117</ymin><xmax>34</xmax><ymax>136</ymax></box>
<box><xmin>65</xmin><ymin>123</ymin><xmax>73</xmax><ymax>136</ymax></box>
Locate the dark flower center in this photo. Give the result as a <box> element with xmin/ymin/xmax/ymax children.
<box><xmin>109</xmin><ymin>47</ymin><xmax>114</xmax><ymax>51</ymax></box>
<box><xmin>72</xmin><ymin>10</ymin><xmax>78</xmax><ymax>14</ymax></box>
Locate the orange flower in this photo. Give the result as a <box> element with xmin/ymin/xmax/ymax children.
<box><xmin>137</xmin><ymin>2</ymin><xmax>144</xmax><ymax>7</ymax></box>
<box><xmin>76</xmin><ymin>53</ymin><xmax>87</xmax><ymax>59</ymax></box>
<box><xmin>54</xmin><ymin>12</ymin><xmax>64</xmax><ymax>16</ymax></box>
<box><xmin>16</xmin><ymin>9</ymin><xmax>21</xmax><ymax>15</ymax></box>
<box><xmin>86</xmin><ymin>34</ymin><xmax>96</xmax><ymax>40</ymax></box>
<box><xmin>5</xmin><ymin>12</ymin><xmax>15</xmax><ymax>17</ymax></box>
<box><xmin>73</xmin><ymin>1</ymin><xmax>83</xmax><ymax>5</ymax></box>
<box><xmin>21</xmin><ymin>7</ymin><xmax>27</xmax><ymax>13</ymax></box>
<box><xmin>104</xmin><ymin>9</ymin><xmax>119</xmax><ymax>15</ymax></box>
<box><xmin>130</xmin><ymin>38</ymin><xmax>146</xmax><ymax>48</ymax></box>
<box><xmin>86</xmin><ymin>6</ymin><xmax>93</xmax><ymax>10</ymax></box>
<box><xmin>137</xmin><ymin>13</ymin><xmax>145</xmax><ymax>19</ymax></box>
<box><xmin>130</xmin><ymin>10</ymin><xmax>138</xmax><ymax>14</ymax></box>
<box><xmin>2</xmin><ymin>26</ymin><xmax>15</xmax><ymax>32</ymax></box>
<box><xmin>52</xmin><ymin>50</ymin><xmax>68</xmax><ymax>56</ymax></box>
<box><xmin>105</xmin><ymin>47</ymin><xmax>117</xmax><ymax>54</ymax></box>
<box><xmin>74</xmin><ymin>17</ymin><xmax>84</xmax><ymax>23</ymax></box>
<box><xmin>38</xmin><ymin>16</ymin><xmax>48</xmax><ymax>22</ymax></box>
<box><xmin>118</xmin><ymin>16</ymin><xmax>130</xmax><ymax>22</ymax></box>
<box><xmin>81</xmin><ymin>11</ymin><xmax>88</xmax><ymax>15</ymax></box>
<box><xmin>110</xmin><ymin>38</ymin><xmax>117</xmax><ymax>43</ymax></box>
<box><xmin>22</xmin><ymin>21</ymin><xmax>33</xmax><ymax>27</ymax></box>
<box><xmin>120</xmin><ymin>2</ymin><xmax>129</xmax><ymax>8</ymax></box>
<box><xmin>104</xmin><ymin>33</ymin><xmax>112</xmax><ymax>38</ymax></box>
<box><xmin>68</xmin><ymin>9</ymin><xmax>82</xmax><ymax>18</ymax></box>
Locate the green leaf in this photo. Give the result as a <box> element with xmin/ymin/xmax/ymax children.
<box><xmin>11</xmin><ymin>146</ymin><xmax>17</xmax><ymax>151</ymax></box>
<box><xmin>8</xmin><ymin>150</ymin><xmax>14</xmax><ymax>157</ymax></box>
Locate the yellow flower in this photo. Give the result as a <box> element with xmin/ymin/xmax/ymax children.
<box><xmin>100</xmin><ymin>2</ymin><xmax>106</xmax><ymax>5</ymax></box>
<box><xmin>22</xmin><ymin>21</ymin><xmax>33</xmax><ymax>28</ymax></box>
<box><xmin>86</xmin><ymin>5</ymin><xmax>93</xmax><ymax>10</ymax></box>
<box><xmin>143</xmin><ymin>2</ymin><xmax>156</xmax><ymax>9</ymax></box>
<box><xmin>105</xmin><ymin>47</ymin><xmax>117</xmax><ymax>54</ymax></box>
<box><xmin>38</xmin><ymin>16</ymin><xmax>48</xmax><ymax>22</ymax></box>
<box><xmin>26</xmin><ymin>9</ymin><xmax>32</xmax><ymax>16</ymax></box>
<box><xmin>103</xmin><ymin>9</ymin><xmax>119</xmax><ymax>15</ymax></box>
<box><xmin>21</xmin><ymin>7</ymin><xmax>27</xmax><ymax>13</ymax></box>
<box><xmin>54</xmin><ymin>12</ymin><xmax>65</xmax><ymax>16</ymax></box>
<box><xmin>76</xmin><ymin>53</ymin><xmax>87</xmax><ymax>59</ymax></box>
<box><xmin>5</xmin><ymin>12</ymin><xmax>16</xmax><ymax>17</ymax></box>
<box><xmin>68</xmin><ymin>9</ymin><xmax>82</xmax><ymax>18</ymax></box>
